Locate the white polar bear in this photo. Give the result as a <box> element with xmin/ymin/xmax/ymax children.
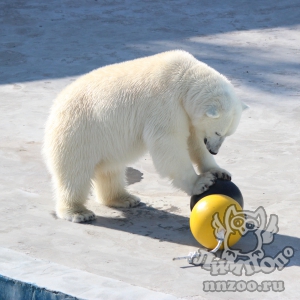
<box><xmin>43</xmin><ymin>50</ymin><xmax>247</xmax><ymax>223</ymax></box>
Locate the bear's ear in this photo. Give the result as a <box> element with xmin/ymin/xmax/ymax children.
<box><xmin>206</xmin><ymin>106</ymin><xmax>220</xmax><ymax>118</ymax></box>
<box><xmin>242</xmin><ymin>102</ymin><xmax>249</xmax><ymax>111</ymax></box>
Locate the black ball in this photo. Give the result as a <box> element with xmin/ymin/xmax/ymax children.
<box><xmin>190</xmin><ymin>179</ymin><xmax>244</xmax><ymax>211</ymax></box>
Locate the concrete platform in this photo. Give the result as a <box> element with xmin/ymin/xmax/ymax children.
<box><xmin>0</xmin><ymin>1</ymin><xmax>299</xmax><ymax>299</ymax></box>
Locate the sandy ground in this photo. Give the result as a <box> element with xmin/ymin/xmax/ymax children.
<box><xmin>0</xmin><ymin>0</ymin><xmax>300</xmax><ymax>299</ymax></box>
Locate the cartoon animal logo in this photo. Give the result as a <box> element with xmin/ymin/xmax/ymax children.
<box><xmin>212</xmin><ymin>205</ymin><xmax>279</xmax><ymax>266</ymax></box>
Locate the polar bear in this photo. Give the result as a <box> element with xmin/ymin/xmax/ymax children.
<box><xmin>43</xmin><ymin>50</ymin><xmax>247</xmax><ymax>222</ymax></box>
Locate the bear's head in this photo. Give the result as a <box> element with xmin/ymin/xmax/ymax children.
<box><xmin>184</xmin><ymin>72</ymin><xmax>248</xmax><ymax>155</ymax></box>
<box><xmin>202</xmin><ymin>99</ymin><xmax>248</xmax><ymax>155</ymax></box>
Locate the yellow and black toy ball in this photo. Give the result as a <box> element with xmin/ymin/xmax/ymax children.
<box><xmin>190</xmin><ymin>179</ymin><xmax>244</xmax><ymax>250</ymax></box>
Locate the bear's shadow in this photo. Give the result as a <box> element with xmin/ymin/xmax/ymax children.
<box><xmin>125</xmin><ymin>167</ymin><xmax>143</xmax><ymax>185</ymax></box>
<box><xmin>88</xmin><ymin>168</ymin><xmax>300</xmax><ymax>268</ymax></box>
<box><xmin>88</xmin><ymin>204</ymin><xmax>300</xmax><ymax>268</ymax></box>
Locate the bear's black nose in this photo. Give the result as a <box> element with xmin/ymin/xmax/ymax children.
<box><xmin>204</xmin><ymin>138</ymin><xmax>207</xmax><ymax>145</ymax></box>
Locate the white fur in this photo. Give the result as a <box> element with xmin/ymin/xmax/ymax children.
<box><xmin>43</xmin><ymin>50</ymin><xmax>247</xmax><ymax>222</ymax></box>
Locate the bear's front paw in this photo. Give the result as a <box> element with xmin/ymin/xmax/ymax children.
<box><xmin>192</xmin><ymin>172</ymin><xmax>217</xmax><ymax>195</ymax></box>
<box><xmin>56</xmin><ymin>207</ymin><xmax>96</xmax><ymax>223</ymax></box>
<box><xmin>107</xmin><ymin>193</ymin><xmax>141</xmax><ymax>208</ymax></box>
<box><xmin>209</xmin><ymin>168</ymin><xmax>231</xmax><ymax>181</ymax></box>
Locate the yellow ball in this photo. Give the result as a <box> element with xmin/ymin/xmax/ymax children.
<box><xmin>190</xmin><ymin>194</ymin><xmax>244</xmax><ymax>250</ymax></box>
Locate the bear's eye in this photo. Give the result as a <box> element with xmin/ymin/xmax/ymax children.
<box><xmin>215</xmin><ymin>132</ymin><xmax>221</xmax><ymax>136</ymax></box>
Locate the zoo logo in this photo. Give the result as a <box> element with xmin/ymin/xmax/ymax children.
<box><xmin>208</xmin><ymin>205</ymin><xmax>294</xmax><ymax>276</ymax></box>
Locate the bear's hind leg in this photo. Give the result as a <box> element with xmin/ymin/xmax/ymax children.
<box><xmin>54</xmin><ymin>172</ymin><xmax>96</xmax><ymax>223</ymax></box>
<box><xmin>93</xmin><ymin>165</ymin><xmax>140</xmax><ymax>208</ymax></box>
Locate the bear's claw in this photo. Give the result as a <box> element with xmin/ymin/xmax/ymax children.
<box><xmin>57</xmin><ymin>208</ymin><xmax>96</xmax><ymax>223</ymax></box>
<box><xmin>210</xmin><ymin>168</ymin><xmax>232</xmax><ymax>181</ymax></box>
<box><xmin>193</xmin><ymin>172</ymin><xmax>216</xmax><ymax>195</ymax></box>
<box><xmin>107</xmin><ymin>194</ymin><xmax>141</xmax><ymax>208</ymax></box>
